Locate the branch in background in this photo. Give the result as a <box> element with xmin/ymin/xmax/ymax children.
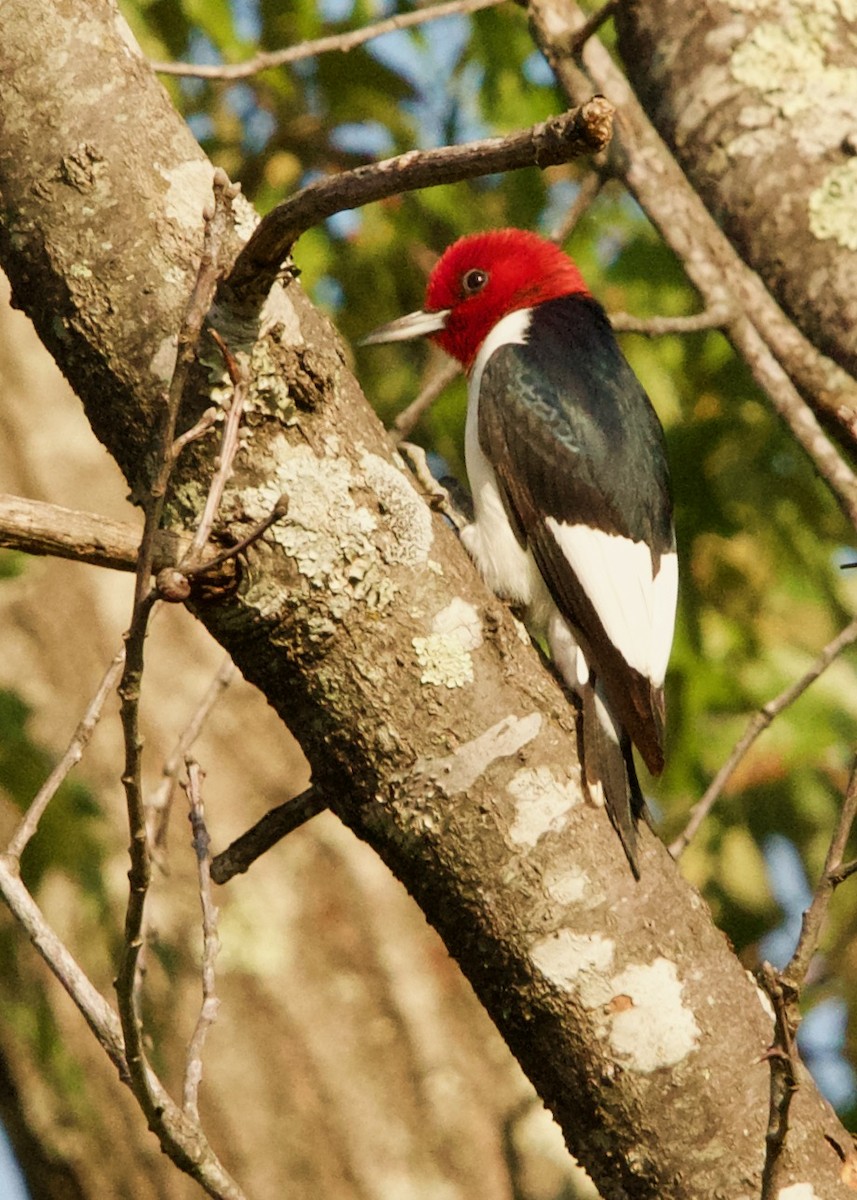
<box><xmin>182</xmin><ymin>761</ymin><xmax>221</xmax><ymax>1122</ymax></box>
<box><xmin>112</xmin><ymin>172</ymin><xmax>250</xmax><ymax>1199</ymax></box>
<box><xmin>549</xmin><ymin>166</ymin><xmax>605</xmax><ymax>243</ymax></box>
<box><xmin>528</xmin><ymin>0</ymin><xmax>857</xmax><ymax>522</ymax></box>
<box><xmin>670</xmin><ymin>616</ymin><xmax>857</xmax><ymax>858</ymax></box>
<box><xmin>211</xmin><ymin>787</ymin><xmax>328</xmax><ymax>884</ymax></box>
<box><xmin>4</xmin><ymin>649</ymin><xmax>126</xmax><ymax>860</ymax></box>
<box><xmin>610</xmin><ymin>305</ymin><xmax>733</xmax><ymax>337</ymax></box>
<box><xmin>152</xmin><ymin>0</ymin><xmax>505</xmax><ymax>80</ymax></box>
<box><xmin>149</xmin><ymin>657</ymin><xmax>237</xmax><ymax>858</ymax></box>
<box><xmin>761</xmin><ymin>760</ymin><xmax>857</xmax><ymax>1196</ymax></box>
<box><xmin>391</xmin><ymin>359</ymin><xmax>459</xmax><ymax>441</ymax></box>
<box><xmin>226</xmin><ymin>99</ymin><xmax>614</xmax><ymax>298</ymax></box>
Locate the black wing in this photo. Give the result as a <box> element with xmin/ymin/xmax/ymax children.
<box><xmin>477</xmin><ymin>294</ymin><xmax>674</xmax><ymax>772</ymax></box>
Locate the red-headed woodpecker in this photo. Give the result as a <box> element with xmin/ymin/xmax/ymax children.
<box><xmin>363</xmin><ymin>229</ymin><xmax>677</xmax><ymax>876</ymax></box>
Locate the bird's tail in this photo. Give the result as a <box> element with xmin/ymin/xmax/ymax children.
<box><xmin>580</xmin><ymin>680</ymin><xmax>645</xmax><ymax>880</ymax></box>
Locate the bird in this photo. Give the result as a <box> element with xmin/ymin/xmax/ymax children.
<box><xmin>362</xmin><ymin>228</ymin><xmax>677</xmax><ymax>877</ymax></box>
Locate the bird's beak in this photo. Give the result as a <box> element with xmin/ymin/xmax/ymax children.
<box><xmin>360</xmin><ymin>308</ymin><xmax>450</xmax><ymax>346</ymax></box>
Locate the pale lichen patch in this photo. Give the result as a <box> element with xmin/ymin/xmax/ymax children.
<box><xmin>530</xmin><ymin>930</ymin><xmax>615</xmax><ymax>993</ymax></box>
<box><xmin>809</xmin><ymin>160</ymin><xmax>857</xmax><ymax>249</ymax></box>
<box><xmin>608</xmin><ymin>958</ymin><xmax>700</xmax><ymax>1072</ymax></box>
<box><xmin>543</xmin><ymin>863</ymin><xmax>591</xmax><ymax>906</ymax></box>
<box><xmin>531</xmin><ymin>939</ymin><xmax>700</xmax><ymax>1073</ymax></box>
<box><xmin>160</xmin><ymin>159</ymin><xmax>215</xmax><ymax>228</ymax></box>
<box><xmin>150</xmin><ymin>333</ymin><xmax>178</xmax><ymax>383</ymax></box>
<box><xmin>413</xmin><ymin>633</ymin><xmax>474</xmax><ymax>688</ymax></box>
<box><xmin>360</xmin><ymin>452</ymin><xmax>433</xmax><ymax>566</ymax></box>
<box><xmin>412</xmin><ymin>597</ymin><xmax>484</xmax><ymax>687</ymax></box>
<box><xmin>729</xmin><ymin>9</ymin><xmax>857</xmax><ymax>156</ymax></box>
<box><xmin>507</xmin><ymin>766</ymin><xmax>579</xmax><ymax>848</ymax></box>
<box><xmin>777</xmin><ymin>1185</ymin><xmax>819</xmax><ymax>1200</ymax></box>
<box><xmin>413</xmin><ymin>712</ymin><xmax>542</xmax><ymax>795</ymax></box>
<box><xmin>431</xmin><ymin>598</ymin><xmax>482</xmax><ymax>650</ymax></box>
<box><xmin>243</xmin><ymin>439</ymin><xmax>397</xmax><ymax>618</ymax></box>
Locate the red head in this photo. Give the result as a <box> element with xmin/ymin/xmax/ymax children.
<box><xmin>362</xmin><ymin>229</ymin><xmax>590</xmax><ymax>371</ymax></box>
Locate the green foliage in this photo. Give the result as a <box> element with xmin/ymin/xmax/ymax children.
<box><xmin>117</xmin><ymin>0</ymin><xmax>857</xmax><ymax>1114</ymax></box>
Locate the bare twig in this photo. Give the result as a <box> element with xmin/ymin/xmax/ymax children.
<box><xmin>226</xmin><ymin>99</ymin><xmax>614</xmax><ymax>299</ymax></box>
<box><xmin>549</xmin><ymin>166</ymin><xmax>605</xmax><ymax>243</ymax></box>
<box><xmin>760</xmin><ymin>760</ymin><xmax>857</xmax><ymax>1196</ymax></box>
<box><xmin>670</xmin><ymin>616</ymin><xmax>857</xmax><ymax>858</ymax></box>
<box><xmin>149</xmin><ymin>657</ymin><xmax>237</xmax><ymax>856</ymax></box>
<box><xmin>152</xmin><ymin>0</ymin><xmax>505</xmax><ymax>80</ymax></box>
<box><xmin>115</xmin><ymin>170</ymin><xmax>237</xmax><ymax>1150</ymax></box>
<box><xmin>211</xmin><ymin>787</ymin><xmax>327</xmax><ymax>884</ymax></box>
<box><xmin>567</xmin><ymin>0</ymin><xmax>620</xmax><ymax>57</ymax></box>
<box><xmin>783</xmin><ymin>759</ymin><xmax>857</xmax><ymax>993</ymax></box>
<box><xmin>181</xmin><ymin>331</ymin><xmax>249</xmax><ymax>569</ymax></box>
<box><xmin>760</xmin><ymin>962</ymin><xmax>800</xmax><ymax>1200</ymax></box>
<box><xmin>5</xmin><ymin>648</ymin><xmax>125</xmax><ymax>860</ymax></box>
<box><xmin>610</xmin><ymin>305</ymin><xmax>733</xmax><ymax>336</ymax></box>
<box><xmin>0</xmin><ymin>860</ymin><xmax>248</xmax><ymax>1199</ymax></box>
<box><xmin>391</xmin><ymin>359</ymin><xmax>459</xmax><ymax>441</ymax></box>
<box><xmin>182</xmin><ymin>761</ymin><xmax>221</xmax><ymax>1122</ymax></box>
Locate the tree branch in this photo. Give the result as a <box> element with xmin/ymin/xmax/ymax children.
<box><xmin>670</xmin><ymin>617</ymin><xmax>857</xmax><ymax>858</ymax></box>
<box><xmin>529</xmin><ymin>0</ymin><xmax>857</xmax><ymax>524</ymax></box>
<box><xmin>226</xmin><ymin>99</ymin><xmax>614</xmax><ymax>298</ymax></box>
<box><xmin>210</xmin><ymin>787</ymin><xmax>328</xmax><ymax>884</ymax></box>
<box><xmin>0</xmin><ymin>493</ymin><xmax>207</xmax><ymax>574</ymax></box>
<box><xmin>152</xmin><ymin>0</ymin><xmax>505</xmax><ymax>80</ymax></box>
<box><xmin>182</xmin><ymin>760</ymin><xmax>221</xmax><ymax>1122</ymax></box>
<box><xmin>761</xmin><ymin>759</ymin><xmax>857</xmax><ymax>1196</ymax></box>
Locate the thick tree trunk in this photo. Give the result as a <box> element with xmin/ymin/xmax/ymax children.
<box><xmin>615</xmin><ymin>0</ymin><xmax>857</xmax><ymax>382</ymax></box>
<box><xmin>0</xmin><ymin>1</ymin><xmax>852</xmax><ymax>1197</ymax></box>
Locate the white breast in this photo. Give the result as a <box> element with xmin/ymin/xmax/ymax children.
<box><xmin>462</xmin><ymin>309</ymin><xmax>549</xmax><ymax>616</ymax></box>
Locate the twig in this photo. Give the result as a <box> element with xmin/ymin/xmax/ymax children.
<box><xmin>670</xmin><ymin>616</ymin><xmax>857</xmax><ymax>858</ymax></box>
<box><xmin>610</xmin><ymin>304</ymin><xmax>733</xmax><ymax>336</ymax></box>
<box><xmin>138</xmin><ymin>170</ymin><xmax>240</xmax><ymax>601</ymax></box>
<box><xmin>181</xmin><ymin>331</ymin><xmax>249</xmax><ymax>568</ymax></box>
<box><xmin>5</xmin><ymin>647</ymin><xmax>126</xmax><ymax>861</ymax></box>
<box><xmin>149</xmin><ymin>657</ymin><xmax>237</xmax><ymax>857</ymax></box>
<box><xmin>783</xmin><ymin>759</ymin><xmax>857</xmax><ymax>993</ymax></box>
<box><xmin>210</xmin><ymin>787</ymin><xmax>327</xmax><ymax>884</ymax></box>
<box><xmin>182</xmin><ymin>497</ymin><xmax>289</xmax><ymax>579</ymax></box>
<box><xmin>549</xmin><ymin>166</ymin><xmax>605</xmax><ymax>243</ymax></box>
<box><xmin>567</xmin><ymin>0</ymin><xmax>620</xmax><ymax>57</ymax></box>
<box><xmin>759</xmin><ymin>962</ymin><xmax>800</xmax><ymax>1200</ymax></box>
<box><xmin>760</xmin><ymin>759</ymin><xmax>857</xmax><ymax>1196</ymax></box>
<box><xmin>0</xmin><ymin>859</ymin><xmax>248</xmax><ymax>1199</ymax></box>
<box><xmin>182</xmin><ymin>760</ymin><xmax>221</xmax><ymax>1122</ymax></box>
<box><xmin>226</xmin><ymin>99</ymin><xmax>614</xmax><ymax>299</ymax></box>
<box><xmin>152</xmin><ymin>0</ymin><xmax>505</xmax><ymax>80</ymax></box>
<box><xmin>0</xmin><ymin>856</ymin><xmax>128</xmax><ymax>1076</ymax></box>
<box><xmin>391</xmin><ymin>359</ymin><xmax>459</xmax><ymax>441</ymax></box>
<box><xmin>115</xmin><ymin>171</ymin><xmax>237</xmax><ymax>1139</ymax></box>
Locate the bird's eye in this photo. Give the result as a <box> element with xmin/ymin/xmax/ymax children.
<box><xmin>461</xmin><ymin>268</ymin><xmax>488</xmax><ymax>296</ymax></box>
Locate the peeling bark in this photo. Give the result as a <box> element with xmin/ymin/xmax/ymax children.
<box><xmin>0</xmin><ymin>1</ymin><xmax>853</xmax><ymax>1197</ymax></box>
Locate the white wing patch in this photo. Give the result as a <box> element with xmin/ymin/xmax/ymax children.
<box><xmin>545</xmin><ymin>518</ymin><xmax>677</xmax><ymax>687</ymax></box>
